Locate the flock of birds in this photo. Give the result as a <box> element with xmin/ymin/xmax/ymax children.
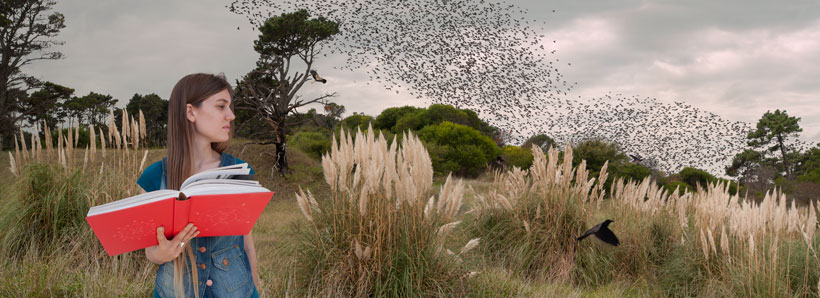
<box><xmin>226</xmin><ymin>0</ymin><xmax>813</xmax><ymax>176</ymax></box>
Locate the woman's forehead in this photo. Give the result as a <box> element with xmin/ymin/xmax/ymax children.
<box><xmin>204</xmin><ymin>89</ymin><xmax>232</xmax><ymax>103</ymax></box>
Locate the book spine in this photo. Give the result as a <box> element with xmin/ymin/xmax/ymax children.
<box><xmin>172</xmin><ymin>193</ymin><xmax>192</xmax><ymax>235</ymax></box>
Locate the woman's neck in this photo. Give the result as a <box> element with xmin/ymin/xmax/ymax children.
<box><xmin>190</xmin><ymin>137</ymin><xmax>222</xmax><ymax>173</ymax></box>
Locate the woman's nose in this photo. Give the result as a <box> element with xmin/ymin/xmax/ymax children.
<box><xmin>226</xmin><ymin>108</ymin><xmax>236</xmax><ymax>121</ymax></box>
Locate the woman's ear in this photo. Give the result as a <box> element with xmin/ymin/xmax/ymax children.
<box><xmin>186</xmin><ymin>104</ymin><xmax>196</xmax><ymax>123</ymax></box>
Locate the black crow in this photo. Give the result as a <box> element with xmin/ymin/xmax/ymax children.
<box><xmin>577</xmin><ymin>219</ymin><xmax>619</xmax><ymax>246</ymax></box>
<box><xmin>310</xmin><ymin>70</ymin><xmax>327</xmax><ymax>84</ymax></box>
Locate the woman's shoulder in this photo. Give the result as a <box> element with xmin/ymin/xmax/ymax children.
<box><xmin>137</xmin><ymin>159</ymin><xmax>164</xmax><ymax>192</ymax></box>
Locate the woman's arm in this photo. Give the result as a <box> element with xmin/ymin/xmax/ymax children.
<box><xmin>244</xmin><ymin>231</ymin><xmax>261</xmax><ymax>291</ymax></box>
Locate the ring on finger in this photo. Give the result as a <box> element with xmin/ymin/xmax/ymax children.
<box><xmin>180</xmin><ymin>241</ymin><xmax>185</xmax><ymax>248</ymax></box>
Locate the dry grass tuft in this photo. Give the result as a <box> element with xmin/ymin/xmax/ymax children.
<box><xmin>293</xmin><ymin>125</ymin><xmax>472</xmax><ymax>296</ymax></box>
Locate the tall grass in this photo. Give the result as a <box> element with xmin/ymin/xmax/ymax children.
<box><xmin>605</xmin><ymin>172</ymin><xmax>820</xmax><ymax>296</ymax></box>
<box><xmin>469</xmin><ymin>142</ymin><xmax>819</xmax><ymax>297</ymax></box>
<box><xmin>292</xmin><ymin>126</ymin><xmax>478</xmax><ymax>296</ymax></box>
<box><xmin>469</xmin><ymin>144</ymin><xmax>608</xmax><ymax>281</ymax></box>
<box><xmin>1</xmin><ymin>110</ymin><xmax>156</xmax><ymax>296</ymax></box>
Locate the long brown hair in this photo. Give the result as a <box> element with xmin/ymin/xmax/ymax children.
<box><xmin>166</xmin><ymin>73</ymin><xmax>234</xmax><ymax>297</ymax></box>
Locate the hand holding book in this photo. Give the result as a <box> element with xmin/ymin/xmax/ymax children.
<box><xmin>145</xmin><ymin>224</ymin><xmax>200</xmax><ymax>264</ymax></box>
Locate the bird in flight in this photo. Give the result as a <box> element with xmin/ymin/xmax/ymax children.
<box><xmin>310</xmin><ymin>70</ymin><xmax>327</xmax><ymax>84</ymax></box>
<box><xmin>577</xmin><ymin>219</ymin><xmax>619</xmax><ymax>246</ymax></box>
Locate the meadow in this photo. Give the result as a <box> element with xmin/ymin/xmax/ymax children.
<box><xmin>1</xmin><ymin>117</ymin><xmax>819</xmax><ymax>297</ymax></box>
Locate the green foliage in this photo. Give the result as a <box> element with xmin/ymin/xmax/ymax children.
<box><xmin>373</xmin><ymin>106</ymin><xmax>424</xmax><ymax>131</ymax></box>
<box><xmin>377</xmin><ymin>104</ymin><xmax>497</xmax><ymax>139</ymax></box>
<box><xmin>426</xmin><ymin>104</ymin><xmax>471</xmax><ymax>126</ymax></box>
<box><xmin>677</xmin><ymin>167</ymin><xmax>738</xmax><ymax>195</ymax></box>
<box><xmin>49</xmin><ymin>125</ymin><xmax>90</xmax><ymax>148</ymax></box>
<box><xmin>394</xmin><ymin>110</ymin><xmax>429</xmax><ymax>133</ymax></box>
<box><xmin>0</xmin><ymin>0</ymin><xmax>66</xmax><ymax>149</ymax></box>
<box><xmin>418</xmin><ymin>122</ymin><xmax>501</xmax><ymax>177</ymax></box>
<box><xmin>663</xmin><ymin>181</ymin><xmax>693</xmax><ymax>196</ymax></box>
<box><xmin>254</xmin><ymin>9</ymin><xmax>340</xmax><ymax>57</ymax></box>
<box><xmin>339</xmin><ymin>113</ymin><xmax>373</xmax><ymax>130</ymax></box>
<box><xmin>502</xmin><ymin>146</ymin><xmax>533</xmax><ymax>170</ymax></box>
<box><xmin>678</xmin><ymin>167</ymin><xmax>715</xmax><ymax>190</ymax></box>
<box><xmin>0</xmin><ymin>164</ymin><xmax>90</xmax><ymax>258</ymax></box>
<box><xmin>287</xmin><ymin>130</ymin><xmax>331</xmax><ymax>159</ymax></box>
<box><xmin>619</xmin><ymin>163</ymin><xmax>651</xmax><ymax>184</ymax></box>
<box><xmin>746</xmin><ymin>109</ymin><xmax>802</xmax><ymax>175</ymax></box>
<box><xmin>64</xmin><ymin>91</ymin><xmax>118</xmax><ymax>128</ymax></box>
<box><xmin>726</xmin><ymin>149</ymin><xmax>763</xmax><ymax>178</ymax></box>
<box><xmin>126</xmin><ymin>93</ymin><xmax>167</xmax><ymax>147</ymax></box>
<box><xmin>797</xmin><ymin>144</ymin><xmax>820</xmax><ymax>184</ymax></box>
<box><xmin>571</xmin><ymin>138</ymin><xmax>630</xmax><ymax>193</ymax></box>
<box><xmin>233</xmin><ymin>104</ymin><xmax>276</xmax><ymax>140</ymax></box>
<box><xmin>521</xmin><ymin>134</ymin><xmax>557</xmax><ymax>152</ymax></box>
<box><xmin>19</xmin><ymin>81</ymin><xmax>75</xmax><ymax>132</ymax></box>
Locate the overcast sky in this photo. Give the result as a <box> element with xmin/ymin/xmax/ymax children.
<box><xmin>22</xmin><ymin>0</ymin><xmax>820</xmax><ymax>145</ymax></box>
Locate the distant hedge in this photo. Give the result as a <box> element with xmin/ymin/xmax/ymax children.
<box><xmin>502</xmin><ymin>146</ymin><xmax>533</xmax><ymax>170</ymax></box>
<box><xmin>418</xmin><ymin>121</ymin><xmax>501</xmax><ymax>177</ymax></box>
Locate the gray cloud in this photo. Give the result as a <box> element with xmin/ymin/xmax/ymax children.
<box><xmin>19</xmin><ymin>0</ymin><xmax>820</xmax><ymax>147</ymax></box>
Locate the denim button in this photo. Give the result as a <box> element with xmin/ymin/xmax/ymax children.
<box><xmin>199</xmin><ymin>263</ymin><xmax>206</xmax><ymax>270</ymax></box>
<box><xmin>206</xmin><ymin>279</ymin><xmax>213</xmax><ymax>286</ymax></box>
<box><xmin>199</xmin><ymin>246</ymin><xmax>207</xmax><ymax>253</ymax></box>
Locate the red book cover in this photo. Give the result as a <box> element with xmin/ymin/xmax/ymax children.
<box><xmin>86</xmin><ymin>191</ymin><xmax>274</xmax><ymax>256</ymax></box>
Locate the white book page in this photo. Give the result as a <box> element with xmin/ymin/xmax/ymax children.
<box><xmin>87</xmin><ymin>189</ymin><xmax>179</xmax><ymax>216</ymax></box>
<box><xmin>181</xmin><ymin>183</ymin><xmax>270</xmax><ymax>197</ymax></box>
<box><xmin>179</xmin><ymin>163</ymin><xmax>251</xmax><ymax>190</ymax></box>
<box><xmin>182</xmin><ymin>179</ymin><xmax>260</xmax><ymax>191</ymax></box>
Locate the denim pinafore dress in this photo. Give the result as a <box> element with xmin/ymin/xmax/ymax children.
<box><xmin>152</xmin><ymin>153</ymin><xmax>259</xmax><ymax>298</ymax></box>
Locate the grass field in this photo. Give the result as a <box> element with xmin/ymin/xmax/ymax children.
<box><xmin>1</xmin><ymin>133</ymin><xmax>818</xmax><ymax>297</ymax></box>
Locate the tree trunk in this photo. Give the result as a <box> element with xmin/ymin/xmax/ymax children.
<box><xmin>777</xmin><ymin>134</ymin><xmax>789</xmax><ymax>176</ymax></box>
<box><xmin>273</xmin><ymin>119</ymin><xmax>289</xmax><ymax>175</ymax></box>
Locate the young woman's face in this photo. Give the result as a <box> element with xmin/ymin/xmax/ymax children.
<box><xmin>186</xmin><ymin>89</ymin><xmax>235</xmax><ymax>143</ymax></box>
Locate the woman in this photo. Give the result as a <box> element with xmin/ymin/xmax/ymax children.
<box><xmin>137</xmin><ymin>73</ymin><xmax>261</xmax><ymax>297</ymax></box>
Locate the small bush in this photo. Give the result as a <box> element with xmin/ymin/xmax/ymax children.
<box><xmin>418</xmin><ymin>122</ymin><xmax>501</xmax><ymax>177</ymax></box>
<box><xmin>288</xmin><ymin>130</ymin><xmax>331</xmax><ymax>159</ymax></box>
<box><xmin>663</xmin><ymin>181</ymin><xmax>693</xmax><ymax>196</ymax></box>
<box><xmin>501</xmin><ymin>146</ymin><xmax>533</xmax><ymax>170</ymax></box>
<box><xmin>340</xmin><ymin>114</ymin><xmax>373</xmax><ymax>130</ymax></box>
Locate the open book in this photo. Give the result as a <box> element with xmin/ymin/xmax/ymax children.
<box><xmin>86</xmin><ymin>163</ymin><xmax>274</xmax><ymax>256</ymax></box>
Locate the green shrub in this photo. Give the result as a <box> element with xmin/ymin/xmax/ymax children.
<box><xmin>571</xmin><ymin>138</ymin><xmax>629</xmax><ymax>194</ymax></box>
<box><xmin>340</xmin><ymin>114</ymin><xmax>374</xmax><ymax>130</ymax></box>
<box><xmin>288</xmin><ymin>130</ymin><xmax>331</xmax><ymax>159</ymax></box>
<box><xmin>619</xmin><ymin>163</ymin><xmax>651</xmax><ymax>184</ymax></box>
<box><xmin>373</xmin><ymin>106</ymin><xmax>424</xmax><ymax>131</ymax></box>
<box><xmin>678</xmin><ymin>167</ymin><xmax>715</xmax><ymax>190</ymax></box>
<box><xmin>394</xmin><ymin>110</ymin><xmax>429</xmax><ymax>133</ymax></box>
<box><xmin>417</xmin><ymin>122</ymin><xmax>501</xmax><ymax>177</ymax></box>
<box><xmin>501</xmin><ymin>146</ymin><xmax>533</xmax><ymax>170</ymax></box>
<box><xmin>521</xmin><ymin>134</ymin><xmax>557</xmax><ymax>152</ymax></box>
<box><xmin>663</xmin><ymin>181</ymin><xmax>693</xmax><ymax>196</ymax></box>
<box><xmin>375</xmin><ymin>104</ymin><xmax>497</xmax><ymax>139</ymax></box>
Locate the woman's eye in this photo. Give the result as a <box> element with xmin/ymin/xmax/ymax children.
<box><xmin>218</xmin><ymin>106</ymin><xmax>225</xmax><ymax>109</ymax></box>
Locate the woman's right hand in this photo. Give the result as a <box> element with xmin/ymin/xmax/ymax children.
<box><xmin>145</xmin><ymin>223</ymin><xmax>200</xmax><ymax>264</ymax></box>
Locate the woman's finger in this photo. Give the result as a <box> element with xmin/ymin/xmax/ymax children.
<box><xmin>172</xmin><ymin>223</ymin><xmax>194</xmax><ymax>242</ymax></box>
<box><xmin>156</xmin><ymin>226</ymin><xmax>168</xmax><ymax>244</ymax></box>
